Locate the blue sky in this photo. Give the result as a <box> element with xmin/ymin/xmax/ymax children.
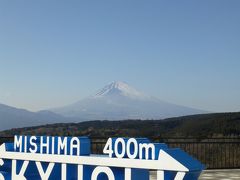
<box><xmin>0</xmin><ymin>0</ymin><xmax>239</xmax><ymax>112</ymax></box>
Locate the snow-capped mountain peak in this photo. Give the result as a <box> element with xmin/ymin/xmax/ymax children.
<box><xmin>93</xmin><ymin>81</ymin><xmax>147</xmax><ymax>99</ymax></box>
<box><xmin>51</xmin><ymin>81</ymin><xmax>206</xmax><ymax>120</ymax></box>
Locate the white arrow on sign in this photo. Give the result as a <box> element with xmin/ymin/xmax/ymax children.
<box><xmin>0</xmin><ymin>143</ymin><xmax>188</xmax><ymax>172</ymax></box>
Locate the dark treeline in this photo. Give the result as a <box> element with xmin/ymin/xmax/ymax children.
<box><xmin>1</xmin><ymin>112</ymin><xmax>240</xmax><ymax>138</ymax></box>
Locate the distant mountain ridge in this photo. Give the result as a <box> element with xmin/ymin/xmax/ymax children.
<box><xmin>51</xmin><ymin>81</ymin><xmax>206</xmax><ymax>120</ymax></box>
<box><xmin>0</xmin><ymin>103</ymin><xmax>66</xmax><ymax>131</ymax></box>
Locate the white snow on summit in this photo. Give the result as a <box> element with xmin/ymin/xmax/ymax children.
<box><xmin>93</xmin><ymin>81</ymin><xmax>148</xmax><ymax>99</ymax></box>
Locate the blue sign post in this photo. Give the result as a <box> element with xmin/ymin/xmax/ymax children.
<box><xmin>0</xmin><ymin>135</ymin><xmax>204</xmax><ymax>180</ymax></box>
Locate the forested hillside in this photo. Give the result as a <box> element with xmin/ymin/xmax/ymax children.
<box><xmin>1</xmin><ymin>112</ymin><xmax>240</xmax><ymax>138</ymax></box>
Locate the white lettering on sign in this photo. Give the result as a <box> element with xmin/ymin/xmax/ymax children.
<box><xmin>115</xmin><ymin>138</ymin><xmax>126</xmax><ymax>158</ymax></box>
<box><xmin>126</xmin><ymin>138</ymin><xmax>138</xmax><ymax>159</ymax></box>
<box><xmin>103</xmin><ymin>138</ymin><xmax>156</xmax><ymax>160</ymax></box>
<box><xmin>12</xmin><ymin>160</ymin><xmax>29</xmax><ymax>180</ymax></box>
<box><xmin>36</xmin><ymin>162</ymin><xmax>55</xmax><ymax>180</ymax></box>
<box><xmin>0</xmin><ymin>159</ymin><xmax>5</xmax><ymax>180</ymax></box>
<box><xmin>40</xmin><ymin>136</ymin><xmax>49</xmax><ymax>154</ymax></box>
<box><xmin>58</xmin><ymin>137</ymin><xmax>67</xmax><ymax>155</ymax></box>
<box><xmin>13</xmin><ymin>135</ymin><xmax>83</xmax><ymax>156</ymax></box>
<box><xmin>0</xmin><ymin>136</ymin><xmax>198</xmax><ymax>180</ymax></box>
<box><xmin>91</xmin><ymin>166</ymin><xmax>115</xmax><ymax>180</ymax></box>
<box><xmin>29</xmin><ymin>136</ymin><xmax>37</xmax><ymax>153</ymax></box>
<box><xmin>14</xmin><ymin>135</ymin><xmax>22</xmax><ymax>152</ymax></box>
<box><xmin>103</xmin><ymin>138</ymin><xmax>113</xmax><ymax>157</ymax></box>
<box><xmin>70</xmin><ymin>137</ymin><xmax>80</xmax><ymax>156</ymax></box>
<box><xmin>139</xmin><ymin>143</ymin><xmax>155</xmax><ymax>160</ymax></box>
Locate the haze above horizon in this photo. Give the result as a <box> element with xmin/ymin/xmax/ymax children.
<box><xmin>0</xmin><ymin>1</ymin><xmax>240</xmax><ymax>112</ymax></box>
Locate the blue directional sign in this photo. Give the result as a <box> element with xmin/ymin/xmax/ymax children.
<box><xmin>0</xmin><ymin>135</ymin><xmax>205</xmax><ymax>180</ymax></box>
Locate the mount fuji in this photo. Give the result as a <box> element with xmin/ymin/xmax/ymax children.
<box><xmin>51</xmin><ymin>81</ymin><xmax>206</xmax><ymax>120</ymax></box>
